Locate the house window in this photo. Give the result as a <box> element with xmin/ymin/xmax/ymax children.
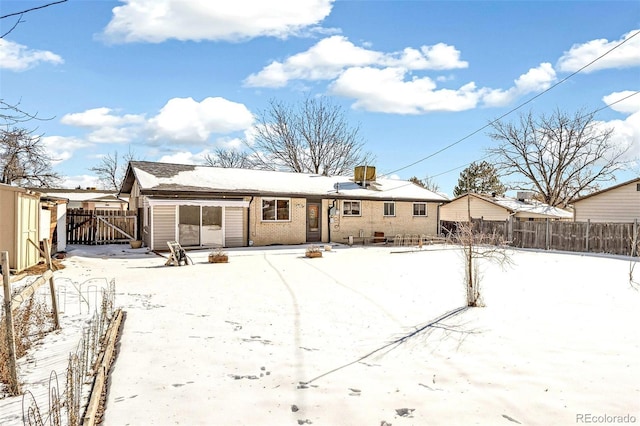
<box><xmin>343</xmin><ymin>200</ymin><xmax>361</xmax><ymax>216</ymax></box>
<box><xmin>262</xmin><ymin>198</ymin><xmax>290</xmax><ymax>221</ymax></box>
<box><xmin>413</xmin><ymin>203</ymin><xmax>427</xmax><ymax>216</ymax></box>
<box><xmin>383</xmin><ymin>202</ymin><xmax>395</xmax><ymax>216</ymax></box>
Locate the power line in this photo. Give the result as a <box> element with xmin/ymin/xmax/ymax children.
<box><xmin>428</xmin><ymin>90</ymin><xmax>640</xmax><ymax>179</ymax></box>
<box><xmin>378</xmin><ymin>29</ymin><xmax>640</xmax><ymax>179</ymax></box>
<box><xmin>369</xmin><ymin>89</ymin><xmax>639</xmax><ymax>197</ymax></box>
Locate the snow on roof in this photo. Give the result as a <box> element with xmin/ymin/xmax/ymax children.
<box><xmin>483</xmin><ymin>195</ymin><xmax>573</xmax><ymax>218</ymax></box>
<box><xmin>130</xmin><ymin>161</ymin><xmax>449</xmax><ymax>201</ymax></box>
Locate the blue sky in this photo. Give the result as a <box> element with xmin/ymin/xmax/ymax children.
<box><xmin>1</xmin><ymin>0</ymin><xmax>638</xmax><ymax>196</ymax></box>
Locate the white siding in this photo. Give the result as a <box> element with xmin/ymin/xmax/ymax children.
<box><xmin>152</xmin><ymin>205</ymin><xmax>176</xmax><ymax>250</ymax></box>
<box><xmin>225</xmin><ymin>207</ymin><xmax>244</xmax><ymax>247</ymax></box>
<box><xmin>574</xmin><ymin>181</ymin><xmax>640</xmax><ymax>223</ymax></box>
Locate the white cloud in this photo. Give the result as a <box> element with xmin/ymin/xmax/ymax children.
<box><xmin>603</xmin><ymin>90</ymin><xmax>640</xmax><ymax>114</ymax></box>
<box><xmin>102</xmin><ymin>0</ymin><xmax>334</xmax><ymax>43</ymax></box>
<box><xmin>0</xmin><ymin>39</ymin><xmax>63</xmax><ymax>71</ymax></box>
<box><xmin>601</xmin><ymin>91</ymin><xmax>640</xmax><ymax>162</ymax></box>
<box><xmin>557</xmin><ymin>29</ymin><xmax>640</xmax><ymax>73</ymax></box>
<box><xmin>41</xmin><ymin>136</ymin><xmax>91</xmax><ymax>165</ymax></box>
<box><xmin>482</xmin><ymin>63</ymin><xmax>556</xmax><ymax>107</ymax></box>
<box><xmin>329</xmin><ymin>66</ymin><xmax>482</xmax><ymax>114</ymax></box>
<box><xmin>391</xmin><ymin>43</ymin><xmax>468</xmax><ymax>70</ymax></box>
<box><xmin>245</xmin><ymin>35</ymin><xmax>468</xmax><ymax>88</ymax></box>
<box><xmin>61</xmin><ymin>107</ymin><xmax>145</xmax><ymax>127</ymax></box>
<box><xmin>157</xmin><ymin>149</ymin><xmax>211</xmax><ymax>164</ymax></box>
<box><xmin>148</xmin><ymin>97</ymin><xmax>254</xmax><ymax>143</ymax></box>
<box><xmin>60</xmin><ymin>174</ymin><xmax>102</xmax><ymax>190</ymax></box>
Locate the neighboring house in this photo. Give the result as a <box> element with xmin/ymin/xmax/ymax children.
<box><xmin>572</xmin><ymin>177</ymin><xmax>640</xmax><ymax>223</ymax></box>
<box><xmin>38</xmin><ymin>188</ymin><xmax>129</xmax><ymax>210</ymax></box>
<box><xmin>0</xmin><ymin>183</ymin><xmax>41</xmax><ymax>272</ymax></box>
<box><xmin>119</xmin><ymin>161</ymin><xmax>449</xmax><ymax>250</ymax></box>
<box><xmin>440</xmin><ymin>192</ymin><xmax>573</xmax><ymax>223</ymax></box>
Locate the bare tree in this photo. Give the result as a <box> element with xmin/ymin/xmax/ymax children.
<box><xmin>454</xmin><ymin>221</ymin><xmax>512</xmax><ymax>307</ymax></box>
<box><xmin>89</xmin><ymin>149</ymin><xmax>137</xmax><ymax>191</ymax></box>
<box><xmin>487</xmin><ymin>108</ymin><xmax>631</xmax><ymax>207</ymax></box>
<box><xmin>0</xmin><ymin>128</ymin><xmax>61</xmax><ymax>187</ymax></box>
<box><xmin>203</xmin><ymin>147</ymin><xmax>254</xmax><ymax>169</ymax></box>
<box><xmin>409</xmin><ymin>176</ymin><xmax>441</xmax><ymax>193</ymax></box>
<box><xmin>249</xmin><ymin>96</ymin><xmax>374</xmax><ymax>175</ymax></box>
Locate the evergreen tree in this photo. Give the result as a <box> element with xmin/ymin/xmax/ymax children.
<box><xmin>453</xmin><ymin>161</ymin><xmax>505</xmax><ymax>197</ymax></box>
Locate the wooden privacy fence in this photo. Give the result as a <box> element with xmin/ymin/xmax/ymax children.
<box><xmin>67</xmin><ymin>209</ymin><xmax>137</xmax><ymax>245</ymax></box>
<box><xmin>441</xmin><ymin>218</ymin><xmax>639</xmax><ymax>257</ymax></box>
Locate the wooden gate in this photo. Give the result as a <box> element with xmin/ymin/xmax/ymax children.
<box><xmin>67</xmin><ymin>209</ymin><xmax>137</xmax><ymax>244</ymax></box>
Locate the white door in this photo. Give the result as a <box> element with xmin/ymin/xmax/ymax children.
<box><xmin>202</xmin><ymin>206</ymin><xmax>223</xmax><ymax>246</ymax></box>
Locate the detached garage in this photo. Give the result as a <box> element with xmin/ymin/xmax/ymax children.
<box><xmin>0</xmin><ymin>184</ymin><xmax>41</xmax><ymax>272</ymax></box>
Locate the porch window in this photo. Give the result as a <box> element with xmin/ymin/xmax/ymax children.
<box><xmin>413</xmin><ymin>203</ymin><xmax>427</xmax><ymax>216</ymax></box>
<box><xmin>343</xmin><ymin>200</ymin><xmax>361</xmax><ymax>216</ymax></box>
<box><xmin>383</xmin><ymin>202</ymin><xmax>395</xmax><ymax>217</ymax></box>
<box><xmin>262</xmin><ymin>198</ymin><xmax>290</xmax><ymax>221</ymax></box>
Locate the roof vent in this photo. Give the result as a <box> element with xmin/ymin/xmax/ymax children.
<box><xmin>517</xmin><ymin>191</ymin><xmax>534</xmax><ymax>202</ymax></box>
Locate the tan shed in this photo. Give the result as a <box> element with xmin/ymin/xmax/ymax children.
<box><xmin>0</xmin><ymin>184</ymin><xmax>41</xmax><ymax>272</ymax></box>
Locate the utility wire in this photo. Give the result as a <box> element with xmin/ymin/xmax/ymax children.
<box><xmin>363</xmin><ymin>89</ymin><xmax>639</xmax><ymax>197</ymax></box>
<box><xmin>428</xmin><ymin>90</ymin><xmax>640</xmax><ymax>179</ymax></box>
<box><xmin>378</xmin><ymin>29</ymin><xmax>640</xmax><ymax>179</ymax></box>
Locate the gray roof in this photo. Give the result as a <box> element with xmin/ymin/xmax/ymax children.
<box><xmin>121</xmin><ymin>161</ymin><xmax>449</xmax><ymax>202</ymax></box>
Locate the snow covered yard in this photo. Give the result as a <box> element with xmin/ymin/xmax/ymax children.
<box><xmin>1</xmin><ymin>243</ymin><xmax>639</xmax><ymax>425</ymax></box>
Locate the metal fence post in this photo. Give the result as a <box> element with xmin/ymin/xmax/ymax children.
<box><xmin>43</xmin><ymin>239</ymin><xmax>60</xmax><ymax>330</ymax></box>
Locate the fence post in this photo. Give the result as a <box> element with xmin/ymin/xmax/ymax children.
<box><xmin>43</xmin><ymin>239</ymin><xmax>60</xmax><ymax>330</ymax></box>
<box><xmin>545</xmin><ymin>219</ymin><xmax>550</xmax><ymax>251</ymax></box>
<box><xmin>585</xmin><ymin>219</ymin><xmax>590</xmax><ymax>252</ymax></box>
<box><xmin>633</xmin><ymin>219</ymin><xmax>638</xmax><ymax>257</ymax></box>
<box><xmin>1</xmin><ymin>251</ymin><xmax>21</xmax><ymax>395</ymax></box>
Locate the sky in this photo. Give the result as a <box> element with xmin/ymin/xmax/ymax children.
<box><xmin>1</xmin><ymin>0</ymin><xmax>639</xmax><ymax>197</ymax></box>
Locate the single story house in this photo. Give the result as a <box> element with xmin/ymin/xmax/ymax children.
<box><xmin>571</xmin><ymin>177</ymin><xmax>640</xmax><ymax>223</ymax></box>
<box><xmin>440</xmin><ymin>192</ymin><xmax>573</xmax><ymax>223</ymax></box>
<box><xmin>38</xmin><ymin>188</ymin><xmax>128</xmax><ymax>210</ymax></box>
<box><xmin>119</xmin><ymin>161</ymin><xmax>449</xmax><ymax>250</ymax></box>
<box><xmin>0</xmin><ymin>183</ymin><xmax>41</xmax><ymax>272</ymax></box>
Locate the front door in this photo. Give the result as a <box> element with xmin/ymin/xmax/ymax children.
<box><xmin>306</xmin><ymin>201</ymin><xmax>321</xmax><ymax>242</ymax></box>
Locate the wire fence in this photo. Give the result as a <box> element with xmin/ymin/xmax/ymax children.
<box><xmin>18</xmin><ymin>278</ymin><xmax>117</xmax><ymax>426</ymax></box>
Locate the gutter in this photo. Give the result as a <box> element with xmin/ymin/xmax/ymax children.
<box><xmin>247</xmin><ymin>196</ymin><xmax>254</xmax><ymax>247</ymax></box>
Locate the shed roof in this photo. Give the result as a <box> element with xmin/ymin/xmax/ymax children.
<box><xmin>571</xmin><ymin>177</ymin><xmax>640</xmax><ymax>203</ymax></box>
<box><xmin>121</xmin><ymin>161</ymin><xmax>449</xmax><ymax>202</ymax></box>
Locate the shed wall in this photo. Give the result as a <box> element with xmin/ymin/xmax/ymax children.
<box><xmin>440</xmin><ymin>196</ymin><xmax>509</xmax><ymax>222</ymax></box>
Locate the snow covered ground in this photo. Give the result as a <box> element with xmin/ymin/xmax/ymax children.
<box><xmin>1</xmin><ymin>243</ymin><xmax>639</xmax><ymax>425</ymax></box>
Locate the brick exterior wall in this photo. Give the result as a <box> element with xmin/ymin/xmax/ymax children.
<box><xmin>250</xmin><ymin>197</ymin><xmax>308</xmax><ymax>246</ymax></box>
<box><xmin>329</xmin><ymin>199</ymin><xmax>440</xmax><ymax>243</ymax></box>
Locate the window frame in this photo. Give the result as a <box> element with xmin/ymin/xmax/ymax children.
<box><xmin>383</xmin><ymin>201</ymin><xmax>396</xmax><ymax>217</ymax></box>
<box><xmin>261</xmin><ymin>197</ymin><xmax>291</xmax><ymax>222</ymax></box>
<box><xmin>412</xmin><ymin>202</ymin><xmax>428</xmax><ymax>217</ymax></box>
<box><xmin>342</xmin><ymin>200</ymin><xmax>362</xmax><ymax>217</ymax></box>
